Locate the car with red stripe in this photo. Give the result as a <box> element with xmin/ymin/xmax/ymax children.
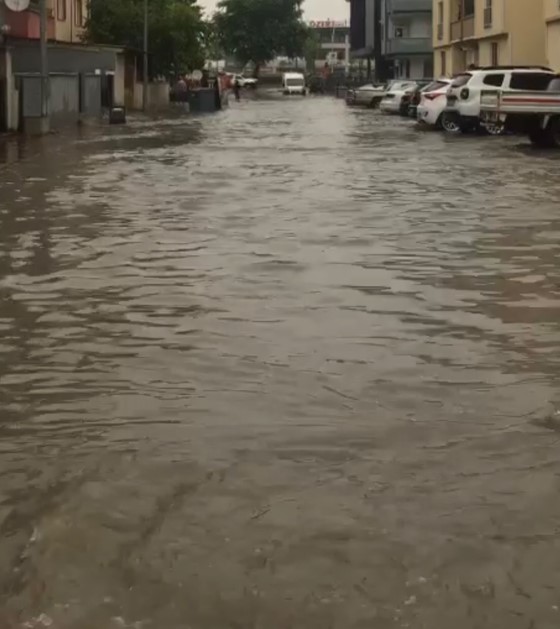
<box><xmin>480</xmin><ymin>75</ymin><xmax>560</xmax><ymax>147</ymax></box>
<box><xmin>441</xmin><ymin>66</ymin><xmax>555</xmax><ymax>134</ymax></box>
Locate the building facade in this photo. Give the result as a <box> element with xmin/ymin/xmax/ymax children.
<box><xmin>1</xmin><ymin>0</ymin><xmax>125</xmax><ymax>132</ymax></box>
<box><xmin>0</xmin><ymin>0</ymin><xmax>86</xmax><ymax>43</ymax></box>
<box><xmin>382</xmin><ymin>0</ymin><xmax>433</xmax><ymax>79</ymax></box>
<box><xmin>347</xmin><ymin>0</ymin><xmax>433</xmax><ymax>80</ymax></box>
<box><xmin>309</xmin><ymin>20</ymin><xmax>351</xmax><ymax>71</ymax></box>
<box><xmin>433</xmin><ymin>0</ymin><xmax>547</xmax><ymax>77</ymax></box>
<box><xmin>544</xmin><ymin>0</ymin><xmax>560</xmax><ymax>71</ymax></box>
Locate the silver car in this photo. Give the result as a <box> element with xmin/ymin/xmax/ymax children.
<box><xmin>346</xmin><ymin>83</ymin><xmax>387</xmax><ymax>108</ymax></box>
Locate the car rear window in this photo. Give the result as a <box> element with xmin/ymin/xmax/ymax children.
<box><xmin>451</xmin><ymin>74</ymin><xmax>472</xmax><ymax>87</ymax></box>
<box><xmin>510</xmin><ymin>72</ymin><xmax>554</xmax><ymax>90</ymax></box>
<box><xmin>423</xmin><ymin>80</ymin><xmax>449</xmax><ymax>92</ymax></box>
<box><xmin>483</xmin><ymin>74</ymin><xmax>505</xmax><ymax>87</ymax></box>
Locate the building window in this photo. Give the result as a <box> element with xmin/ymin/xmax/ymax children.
<box><xmin>74</xmin><ymin>0</ymin><xmax>83</xmax><ymax>25</ymax></box>
<box><xmin>57</xmin><ymin>0</ymin><xmax>66</xmax><ymax>20</ymax></box>
<box><xmin>458</xmin><ymin>0</ymin><xmax>475</xmax><ymax>19</ymax></box>
<box><xmin>440</xmin><ymin>51</ymin><xmax>447</xmax><ymax>76</ymax></box>
<box><xmin>491</xmin><ymin>42</ymin><xmax>499</xmax><ymax>66</ymax></box>
<box><xmin>484</xmin><ymin>0</ymin><xmax>493</xmax><ymax>28</ymax></box>
<box><xmin>437</xmin><ymin>2</ymin><xmax>444</xmax><ymax>39</ymax></box>
<box><xmin>423</xmin><ymin>58</ymin><xmax>433</xmax><ymax>78</ymax></box>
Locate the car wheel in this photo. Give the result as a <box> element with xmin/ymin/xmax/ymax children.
<box><xmin>441</xmin><ymin>112</ymin><xmax>462</xmax><ymax>134</ymax></box>
<box><xmin>484</xmin><ymin>122</ymin><xmax>505</xmax><ymax>136</ymax></box>
<box><xmin>368</xmin><ymin>98</ymin><xmax>378</xmax><ymax>109</ymax></box>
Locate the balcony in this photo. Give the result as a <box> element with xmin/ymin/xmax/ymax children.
<box><xmin>4</xmin><ymin>4</ymin><xmax>55</xmax><ymax>40</ymax></box>
<box><xmin>450</xmin><ymin>16</ymin><xmax>475</xmax><ymax>41</ymax></box>
<box><xmin>390</xmin><ymin>0</ymin><xmax>432</xmax><ymax>12</ymax></box>
<box><xmin>385</xmin><ymin>37</ymin><xmax>432</xmax><ymax>55</ymax></box>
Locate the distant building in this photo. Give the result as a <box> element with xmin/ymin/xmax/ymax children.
<box><xmin>347</xmin><ymin>0</ymin><xmax>432</xmax><ymax>80</ymax></box>
<box><xmin>308</xmin><ymin>20</ymin><xmax>351</xmax><ymax>71</ymax></box>
<box><xmin>382</xmin><ymin>0</ymin><xmax>433</xmax><ymax>79</ymax></box>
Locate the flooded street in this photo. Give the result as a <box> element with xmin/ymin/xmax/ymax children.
<box><xmin>2</xmin><ymin>95</ymin><xmax>560</xmax><ymax>628</ymax></box>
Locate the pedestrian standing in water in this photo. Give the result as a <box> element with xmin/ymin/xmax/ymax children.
<box><xmin>233</xmin><ymin>77</ymin><xmax>241</xmax><ymax>102</ymax></box>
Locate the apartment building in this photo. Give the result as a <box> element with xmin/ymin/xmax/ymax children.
<box><xmin>382</xmin><ymin>0</ymin><xmax>433</xmax><ymax>79</ymax></box>
<box><xmin>0</xmin><ymin>0</ymin><xmax>86</xmax><ymax>43</ymax></box>
<box><xmin>433</xmin><ymin>0</ymin><xmax>547</xmax><ymax>77</ymax></box>
<box><xmin>52</xmin><ymin>0</ymin><xmax>88</xmax><ymax>44</ymax></box>
<box><xmin>544</xmin><ymin>0</ymin><xmax>560</xmax><ymax>70</ymax></box>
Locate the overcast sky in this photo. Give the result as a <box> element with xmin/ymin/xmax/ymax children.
<box><xmin>198</xmin><ymin>0</ymin><xmax>348</xmax><ymax>20</ymax></box>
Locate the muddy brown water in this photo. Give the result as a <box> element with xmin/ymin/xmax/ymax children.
<box><xmin>1</xmin><ymin>96</ymin><xmax>560</xmax><ymax>628</ymax></box>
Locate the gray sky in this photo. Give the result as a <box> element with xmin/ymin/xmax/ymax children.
<box><xmin>199</xmin><ymin>0</ymin><xmax>348</xmax><ymax>20</ymax></box>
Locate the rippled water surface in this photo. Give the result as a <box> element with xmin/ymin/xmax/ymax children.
<box><xmin>1</xmin><ymin>96</ymin><xmax>560</xmax><ymax>628</ymax></box>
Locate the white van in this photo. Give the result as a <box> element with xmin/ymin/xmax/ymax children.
<box><xmin>283</xmin><ymin>73</ymin><xmax>306</xmax><ymax>96</ymax></box>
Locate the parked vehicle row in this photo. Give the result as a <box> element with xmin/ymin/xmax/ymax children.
<box><xmin>347</xmin><ymin>65</ymin><xmax>560</xmax><ymax>147</ymax></box>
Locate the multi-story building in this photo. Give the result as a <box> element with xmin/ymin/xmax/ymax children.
<box><xmin>544</xmin><ymin>0</ymin><xmax>560</xmax><ymax>70</ymax></box>
<box><xmin>309</xmin><ymin>20</ymin><xmax>351</xmax><ymax>71</ymax></box>
<box><xmin>382</xmin><ymin>0</ymin><xmax>433</xmax><ymax>78</ymax></box>
<box><xmin>347</xmin><ymin>0</ymin><xmax>392</xmax><ymax>80</ymax></box>
<box><xmin>0</xmin><ymin>0</ymin><xmax>86</xmax><ymax>43</ymax></box>
<box><xmin>433</xmin><ymin>0</ymin><xmax>547</xmax><ymax>77</ymax></box>
<box><xmin>347</xmin><ymin>0</ymin><xmax>433</xmax><ymax>80</ymax></box>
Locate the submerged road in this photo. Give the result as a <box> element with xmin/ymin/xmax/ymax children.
<box><xmin>1</xmin><ymin>95</ymin><xmax>560</xmax><ymax>628</ymax></box>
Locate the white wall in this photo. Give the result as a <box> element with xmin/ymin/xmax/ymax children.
<box><xmin>133</xmin><ymin>82</ymin><xmax>170</xmax><ymax>111</ymax></box>
<box><xmin>390</xmin><ymin>13</ymin><xmax>432</xmax><ymax>38</ymax></box>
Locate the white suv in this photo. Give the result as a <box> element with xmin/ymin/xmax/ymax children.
<box><xmin>441</xmin><ymin>66</ymin><xmax>555</xmax><ymax>133</ymax></box>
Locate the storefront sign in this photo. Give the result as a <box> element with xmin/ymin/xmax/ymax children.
<box><xmin>309</xmin><ymin>20</ymin><xmax>348</xmax><ymax>29</ymax></box>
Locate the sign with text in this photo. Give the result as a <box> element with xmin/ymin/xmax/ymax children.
<box><xmin>308</xmin><ymin>20</ymin><xmax>348</xmax><ymax>29</ymax></box>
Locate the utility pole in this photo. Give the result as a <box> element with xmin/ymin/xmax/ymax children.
<box><xmin>142</xmin><ymin>0</ymin><xmax>148</xmax><ymax>112</ymax></box>
<box><xmin>39</xmin><ymin>0</ymin><xmax>49</xmax><ymax>132</ymax></box>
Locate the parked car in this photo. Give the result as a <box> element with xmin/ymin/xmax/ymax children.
<box><xmin>398</xmin><ymin>80</ymin><xmax>433</xmax><ymax>116</ymax></box>
<box><xmin>416</xmin><ymin>78</ymin><xmax>453</xmax><ymax>127</ymax></box>
<box><xmin>346</xmin><ymin>83</ymin><xmax>387</xmax><ymax>108</ymax></box>
<box><xmin>379</xmin><ymin>81</ymin><xmax>418</xmax><ymax>114</ymax></box>
<box><xmin>231</xmin><ymin>74</ymin><xmax>258</xmax><ymax>89</ymax></box>
<box><xmin>441</xmin><ymin>66</ymin><xmax>554</xmax><ymax>133</ymax></box>
<box><xmin>479</xmin><ymin>74</ymin><xmax>560</xmax><ymax>147</ymax></box>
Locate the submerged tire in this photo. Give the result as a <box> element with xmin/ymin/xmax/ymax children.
<box><xmin>484</xmin><ymin>123</ymin><xmax>505</xmax><ymax>136</ymax></box>
<box><xmin>441</xmin><ymin>112</ymin><xmax>462</xmax><ymax>134</ymax></box>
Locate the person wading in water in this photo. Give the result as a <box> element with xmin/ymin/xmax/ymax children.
<box><xmin>233</xmin><ymin>77</ymin><xmax>241</xmax><ymax>102</ymax></box>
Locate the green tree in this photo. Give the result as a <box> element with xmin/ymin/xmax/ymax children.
<box><xmin>214</xmin><ymin>0</ymin><xmax>308</xmax><ymax>76</ymax></box>
<box><xmin>303</xmin><ymin>30</ymin><xmax>320</xmax><ymax>73</ymax></box>
<box><xmin>85</xmin><ymin>0</ymin><xmax>205</xmax><ymax>75</ymax></box>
